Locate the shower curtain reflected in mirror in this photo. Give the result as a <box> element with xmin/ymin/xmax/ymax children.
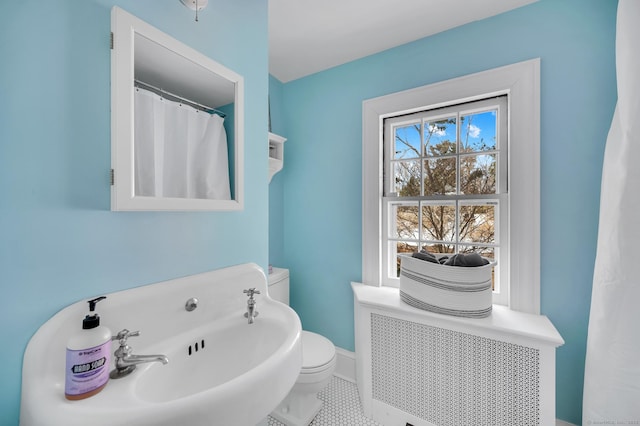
<box><xmin>134</xmin><ymin>87</ymin><xmax>231</xmax><ymax>200</ymax></box>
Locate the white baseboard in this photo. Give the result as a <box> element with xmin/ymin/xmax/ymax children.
<box><xmin>556</xmin><ymin>421</ymin><xmax>577</xmax><ymax>426</ymax></box>
<box><xmin>334</xmin><ymin>346</ymin><xmax>356</xmax><ymax>383</ymax></box>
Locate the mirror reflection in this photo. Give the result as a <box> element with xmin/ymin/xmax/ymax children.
<box><xmin>111</xmin><ymin>7</ymin><xmax>244</xmax><ymax>211</ymax></box>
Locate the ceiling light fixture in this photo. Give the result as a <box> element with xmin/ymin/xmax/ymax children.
<box><xmin>180</xmin><ymin>0</ymin><xmax>208</xmax><ymax>22</ymax></box>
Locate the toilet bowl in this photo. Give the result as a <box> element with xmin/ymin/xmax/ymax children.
<box><xmin>268</xmin><ymin>268</ymin><xmax>337</xmax><ymax>426</ymax></box>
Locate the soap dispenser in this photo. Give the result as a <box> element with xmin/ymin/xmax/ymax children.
<box><xmin>65</xmin><ymin>296</ymin><xmax>112</xmax><ymax>400</ymax></box>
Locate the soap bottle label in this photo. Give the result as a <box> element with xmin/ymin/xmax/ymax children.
<box><xmin>65</xmin><ymin>341</ymin><xmax>112</xmax><ymax>399</ymax></box>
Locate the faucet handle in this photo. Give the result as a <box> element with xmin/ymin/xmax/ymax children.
<box><xmin>112</xmin><ymin>329</ymin><xmax>140</xmax><ymax>345</ymax></box>
<box><xmin>243</xmin><ymin>288</ymin><xmax>261</xmax><ymax>298</ymax></box>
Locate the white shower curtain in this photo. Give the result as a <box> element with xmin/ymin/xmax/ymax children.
<box><xmin>134</xmin><ymin>87</ymin><xmax>231</xmax><ymax>200</ymax></box>
<box><xmin>583</xmin><ymin>0</ymin><xmax>640</xmax><ymax>423</ymax></box>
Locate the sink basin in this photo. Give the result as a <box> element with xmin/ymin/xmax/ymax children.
<box><xmin>20</xmin><ymin>263</ymin><xmax>302</xmax><ymax>426</ymax></box>
<box><xmin>136</xmin><ymin>315</ymin><xmax>293</xmax><ymax>403</ymax></box>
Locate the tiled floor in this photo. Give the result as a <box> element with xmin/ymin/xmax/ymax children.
<box><xmin>267</xmin><ymin>376</ymin><xmax>382</xmax><ymax>426</ymax></box>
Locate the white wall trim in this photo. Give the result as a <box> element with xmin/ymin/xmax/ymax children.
<box><xmin>333</xmin><ymin>347</ymin><xmax>356</xmax><ymax>383</ymax></box>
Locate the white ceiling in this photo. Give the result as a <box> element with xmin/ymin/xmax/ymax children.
<box><xmin>269</xmin><ymin>0</ymin><xmax>537</xmax><ymax>82</ymax></box>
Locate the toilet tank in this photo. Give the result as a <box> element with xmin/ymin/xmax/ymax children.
<box><xmin>268</xmin><ymin>267</ymin><xmax>290</xmax><ymax>306</ymax></box>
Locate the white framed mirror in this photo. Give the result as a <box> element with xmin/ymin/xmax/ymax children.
<box><xmin>110</xmin><ymin>7</ymin><xmax>244</xmax><ymax>211</ymax></box>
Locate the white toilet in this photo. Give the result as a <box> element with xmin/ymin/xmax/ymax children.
<box><xmin>268</xmin><ymin>267</ymin><xmax>337</xmax><ymax>426</ymax></box>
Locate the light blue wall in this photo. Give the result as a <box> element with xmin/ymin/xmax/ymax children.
<box><xmin>273</xmin><ymin>0</ymin><xmax>617</xmax><ymax>424</ymax></box>
<box><xmin>0</xmin><ymin>0</ymin><xmax>268</xmax><ymax>424</ymax></box>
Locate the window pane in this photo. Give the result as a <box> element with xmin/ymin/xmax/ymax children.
<box><xmin>423</xmin><ymin>158</ymin><xmax>456</xmax><ymax>195</ymax></box>
<box><xmin>460</xmin><ymin>153</ymin><xmax>496</xmax><ymax>194</ymax></box>
<box><xmin>459</xmin><ymin>203</ymin><xmax>496</xmax><ymax>244</ymax></box>
<box><xmin>421</xmin><ymin>204</ymin><xmax>456</xmax><ymax>243</ymax></box>
<box><xmin>420</xmin><ymin>243</ymin><xmax>455</xmax><ymax>256</ymax></box>
<box><xmin>395</xmin><ymin>241</ymin><xmax>418</xmax><ymax>278</ymax></box>
<box><xmin>392</xmin><ymin>160</ymin><xmax>421</xmax><ymax>195</ymax></box>
<box><xmin>390</xmin><ymin>203</ymin><xmax>419</xmax><ymax>239</ymax></box>
<box><xmin>424</xmin><ymin>117</ymin><xmax>456</xmax><ymax>157</ymax></box>
<box><xmin>459</xmin><ymin>245</ymin><xmax>495</xmax><ymax>259</ymax></box>
<box><xmin>394</xmin><ymin>123</ymin><xmax>421</xmax><ymax>159</ymax></box>
<box><xmin>460</xmin><ymin>110</ymin><xmax>497</xmax><ymax>152</ymax></box>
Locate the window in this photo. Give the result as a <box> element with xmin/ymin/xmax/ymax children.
<box><xmin>383</xmin><ymin>96</ymin><xmax>508</xmax><ymax>302</ymax></box>
<box><xmin>362</xmin><ymin>59</ymin><xmax>540</xmax><ymax>313</ymax></box>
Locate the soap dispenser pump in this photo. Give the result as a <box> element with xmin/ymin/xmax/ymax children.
<box><xmin>65</xmin><ymin>296</ymin><xmax>112</xmax><ymax>400</ymax></box>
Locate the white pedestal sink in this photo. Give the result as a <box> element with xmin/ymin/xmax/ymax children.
<box><xmin>20</xmin><ymin>263</ymin><xmax>302</xmax><ymax>426</ymax></box>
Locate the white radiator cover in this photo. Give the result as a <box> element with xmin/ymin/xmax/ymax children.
<box><xmin>353</xmin><ymin>283</ymin><xmax>564</xmax><ymax>426</ymax></box>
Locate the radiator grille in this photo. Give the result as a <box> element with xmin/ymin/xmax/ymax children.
<box><xmin>371</xmin><ymin>314</ymin><xmax>540</xmax><ymax>425</ymax></box>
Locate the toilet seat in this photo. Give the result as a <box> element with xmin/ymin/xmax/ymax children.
<box><xmin>300</xmin><ymin>331</ymin><xmax>336</xmax><ymax>373</ymax></box>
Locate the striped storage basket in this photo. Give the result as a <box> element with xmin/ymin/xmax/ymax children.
<box><xmin>399</xmin><ymin>254</ymin><xmax>495</xmax><ymax>318</ymax></box>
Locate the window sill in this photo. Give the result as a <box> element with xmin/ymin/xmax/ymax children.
<box><xmin>352</xmin><ymin>282</ymin><xmax>563</xmax><ymax>347</ymax></box>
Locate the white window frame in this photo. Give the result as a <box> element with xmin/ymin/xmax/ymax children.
<box><xmin>362</xmin><ymin>59</ymin><xmax>540</xmax><ymax>314</ymax></box>
<box><xmin>382</xmin><ymin>96</ymin><xmax>509</xmax><ymax>305</ymax></box>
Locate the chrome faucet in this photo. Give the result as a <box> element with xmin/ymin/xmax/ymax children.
<box><xmin>110</xmin><ymin>329</ymin><xmax>169</xmax><ymax>379</ymax></box>
<box><xmin>243</xmin><ymin>288</ymin><xmax>260</xmax><ymax>324</ymax></box>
